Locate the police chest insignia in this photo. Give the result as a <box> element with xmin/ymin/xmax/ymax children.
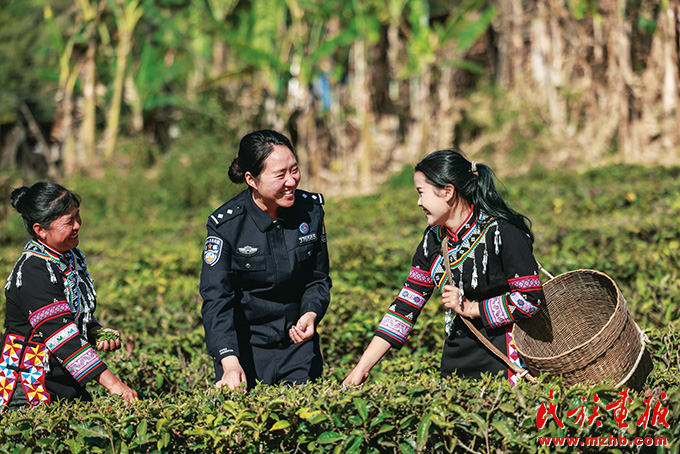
<box><xmin>298</xmin><ymin>233</ymin><xmax>317</xmax><ymax>245</ymax></box>
<box><xmin>237</xmin><ymin>245</ymin><xmax>259</xmax><ymax>257</ymax></box>
<box><xmin>299</xmin><ymin>222</ymin><xmax>309</xmax><ymax>234</ymax></box>
<box><xmin>203</xmin><ymin>236</ymin><xmax>223</xmax><ymax>266</ymax></box>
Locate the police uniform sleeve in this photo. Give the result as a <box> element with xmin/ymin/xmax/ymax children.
<box><xmin>479</xmin><ymin>222</ymin><xmax>544</xmax><ymax>329</ymax></box>
<box><xmin>20</xmin><ymin>258</ymin><xmax>107</xmax><ymax>384</ymax></box>
<box><xmin>375</xmin><ymin>231</ymin><xmax>436</xmax><ymax>349</ymax></box>
<box><xmin>200</xmin><ymin>220</ymin><xmax>240</xmax><ymax>362</ymax></box>
<box><xmin>299</xmin><ymin>205</ymin><xmax>332</xmax><ymax>321</ymax></box>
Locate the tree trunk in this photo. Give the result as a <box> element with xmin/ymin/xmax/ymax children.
<box><xmin>661</xmin><ymin>3</ymin><xmax>678</xmax><ymax>114</ymax></box>
<box><xmin>351</xmin><ymin>39</ymin><xmax>373</xmax><ymax>194</ymax></box>
<box><xmin>435</xmin><ymin>62</ymin><xmax>456</xmax><ymax>150</ymax></box>
<box><xmin>102</xmin><ymin>35</ymin><xmax>129</xmax><ymax>159</ymax></box>
<box><xmin>125</xmin><ymin>74</ymin><xmax>144</xmax><ymax>134</ymax></box>
<box><xmin>609</xmin><ymin>0</ymin><xmax>636</xmax><ymax>162</ymax></box>
<box><xmin>78</xmin><ymin>39</ymin><xmax>98</xmax><ymax>172</ymax></box>
<box><xmin>102</xmin><ymin>0</ymin><xmax>141</xmax><ymax>160</ymax></box>
<box><xmin>51</xmin><ymin>44</ymin><xmax>82</xmax><ymax>176</ymax></box>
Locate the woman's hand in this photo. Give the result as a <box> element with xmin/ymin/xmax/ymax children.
<box><xmin>289</xmin><ymin>312</ymin><xmax>317</xmax><ymax>344</ymax></box>
<box><xmin>441</xmin><ymin>284</ymin><xmax>480</xmax><ymax>319</ymax></box>
<box><xmin>216</xmin><ymin>356</ymin><xmax>247</xmax><ymax>391</ymax></box>
<box><xmin>109</xmin><ymin>381</ymin><xmax>138</xmax><ymax>403</ymax></box>
<box><xmin>343</xmin><ymin>366</ymin><xmax>369</xmax><ymax>387</ymax></box>
<box><xmin>95</xmin><ymin>328</ymin><xmax>122</xmax><ymax>352</ymax></box>
<box><xmin>342</xmin><ymin>337</ymin><xmax>392</xmax><ymax>387</ymax></box>
<box><xmin>95</xmin><ymin>370</ymin><xmax>138</xmax><ymax>403</ymax></box>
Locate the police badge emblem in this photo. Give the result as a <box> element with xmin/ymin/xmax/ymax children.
<box><xmin>236</xmin><ymin>245</ymin><xmax>259</xmax><ymax>257</ymax></box>
<box><xmin>203</xmin><ymin>236</ymin><xmax>223</xmax><ymax>266</ymax></box>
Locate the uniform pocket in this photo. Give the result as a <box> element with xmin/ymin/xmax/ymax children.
<box><xmin>231</xmin><ymin>255</ymin><xmax>267</xmax><ymax>272</ymax></box>
<box><xmin>294</xmin><ymin>245</ymin><xmax>315</xmax><ymax>263</ymax></box>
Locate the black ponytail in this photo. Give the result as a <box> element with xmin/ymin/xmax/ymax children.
<box><xmin>415</xmin><ymin>149</ymin><xmax>533</xmax><ymax>242</ymax></box>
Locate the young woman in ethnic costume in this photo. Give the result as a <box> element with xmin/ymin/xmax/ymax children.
<box><xmin>1</xmin><ymin>182</ymin><xmax>136</xmax><ymax>411</ymax></box>
<box><xmin>344</xmin><ymin>149</ymin><xmax>544</xmax><ymax>386</ymax></box>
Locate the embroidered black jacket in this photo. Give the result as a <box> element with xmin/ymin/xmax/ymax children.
<box><xmin>375</xmin><ymin>208</ymin><xmax>544</xmax><ymax>379</ymax></box>
<box><xmin>2</xmin><ymin>240</ymin><xmax>107</xmax><ymax>407</ymax></box>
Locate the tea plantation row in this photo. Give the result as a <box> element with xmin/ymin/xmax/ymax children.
<box><xmin>0</xmin><ymin>161</ymin><xmax>678</xmax><ymax>452</ymax></box>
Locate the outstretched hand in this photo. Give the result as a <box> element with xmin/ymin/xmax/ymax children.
<box><xmin>341</xmin><ymin>337</ymin><xmax>392</xmax><ymax>388</ymax></box>
<box><xmin>342</xmin><ymin>367</ymin><xmax>368</xmax><ymax>387</ymax></box>
<box><xmin>95</xmin><ymin>369</ymin><xmax>138</xmax><ymax>403</ymax></box>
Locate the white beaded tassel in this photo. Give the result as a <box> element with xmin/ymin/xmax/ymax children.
<box><xmin>494</xmin><ymin>224</ymin><xmax>502</xmax><ymax>255</ymax></box>
<box><xmin>471</xmin><ymin>249</ymin><xmax>478</xmax><ymax>289</ymax></box>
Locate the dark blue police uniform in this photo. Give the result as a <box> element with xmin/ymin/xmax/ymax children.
<box><xmin>200</xmin><ymin>188</ymin><xmax>331</xmax><ymax>387</ymax></box>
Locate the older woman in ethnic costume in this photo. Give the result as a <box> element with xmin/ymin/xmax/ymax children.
<box><xmin>1</xmin><ymin>182</ymin><xmax>136</xmax><ymax>411</ymax></box>
<box><xmin>344</xmin><ymin>149</ymin><xmax>544</xmax><ymax>386</ymax></box>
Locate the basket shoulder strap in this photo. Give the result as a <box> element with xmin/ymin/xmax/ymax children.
<box><xmin>440</xmin><ymin>240</ymin><xmax>537</xmax><ymax>384</ymax></box>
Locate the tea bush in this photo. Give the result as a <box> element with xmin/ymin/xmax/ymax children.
<box><xmin>1</xmin><ymin>142</ymin><xmax>678</xmax><ymax>452</ymax></box>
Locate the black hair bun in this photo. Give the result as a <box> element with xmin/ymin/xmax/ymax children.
<box><xmin>228</xmin><ymin>157</ymin><xmax>245</xmax><ymax>184</ymax></box>
<box><xmin>10</xmin><ymin>186</ymin><xmax>29</xmax><ymax>212</ymax></box>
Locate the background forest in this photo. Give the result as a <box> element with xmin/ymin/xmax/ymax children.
<box><xmin>2</xmin><ymin>0</ymin><xmax>680</xmax><ymax>192</ymax></box>
<box><xmin>1</xmin><ymin>0</ymin><xmax>680</xmax><ymax>453</ymax></box>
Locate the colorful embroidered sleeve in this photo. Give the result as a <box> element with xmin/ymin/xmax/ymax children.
<box><xmin>20</xmin><ymin>258</ymin><xmax>107</xmax><ymax>384</ymax></box>
<box><xmin>480</xmin><ymin>222</ymin><xmax>544</xmax><ymax>329</ymax></box>
<box><xmin>375</xmin><ymin>234</ymin><xmax>435</xmax><ymax>349</ymax></box>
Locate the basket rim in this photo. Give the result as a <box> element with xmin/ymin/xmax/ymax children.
<box><xmin>513</xmin><ymin>268</ymin><xmax>631</xmax><ymax>363</ymax></box>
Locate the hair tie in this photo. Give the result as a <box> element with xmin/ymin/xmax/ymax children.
<box><xmin>470</xmin><ymin>161</ymin><xmax>478</xmax><ymax>175</ymax></box>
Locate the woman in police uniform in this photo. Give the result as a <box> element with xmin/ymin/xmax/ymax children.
<box><xmin>200</xmin><ymin>129</ymin><xmax>331</xmax><ymax>389</ymax></box>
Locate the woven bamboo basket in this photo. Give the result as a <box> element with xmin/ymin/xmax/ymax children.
<box><xmin>512</xmin><ymin>269</ymin><xmax>652</xmax><ymax>388</ymax></box>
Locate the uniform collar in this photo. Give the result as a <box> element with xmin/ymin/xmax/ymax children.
<box><xmin>277</xmin><ymin>205</ymin><xmax>295</xmax><ymax>228</ymax></box>
<box><xmin>244</xmin><ymin>189</ymin><xmax>281</xmax><ymax>232</ymax></box>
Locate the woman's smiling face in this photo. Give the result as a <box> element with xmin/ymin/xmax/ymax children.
<box><xmin>247</xmin><ymin>144</ymin><xmax>301</xmax><ymax>216</ymax></box>
<box><xmin>414</xmin><ymin>170</ymin><xmax>450</xmax><ymax>226</ymax></box>
<box><xmin>36</xmin><ymin>206</ymin><xmax>82</xmax><ymax>253</ymax></box>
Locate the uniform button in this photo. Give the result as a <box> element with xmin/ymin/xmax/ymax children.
<box><xmin>276</xmin><ymin>342</ymin><xmax>284</xmax><ymax>349</ymax></box>
<box><xmin>307</xmin><ymin>251</ymin><xmax>312</xmax><ymax>256</ymax></box>
<box><xmin>276</xmin><ymin>224</ymin><xmax>281</xmax><ymax>230</ymax></box>
<box><xmin>245</xmin><ymin>263</ymin><xmax>251</xmax><ymax>269</ymax></box>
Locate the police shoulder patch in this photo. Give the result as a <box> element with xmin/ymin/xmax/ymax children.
<box><xmin>209</xmin><ymin>204</ymin><xmax>244</xmax><ymax>226</ymax></box>
<box><xmin>295</xmin><ymin>189</ymin><xmax>324</xmax><ymax>205</ymax></box>
<box><xmin>203</xmin><ymin>236</ymin><xmax>223</xmax><ymax>266</ymax></box>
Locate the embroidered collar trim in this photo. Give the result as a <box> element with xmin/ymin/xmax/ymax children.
<box><xmin>446</xmin><ymin>205</ymin><xmax>476</xmax><ymax>242</ymax></box>
<box><xmin>26</xmin><ymin>239</ymin><xmax>65</xmax><ymax>262</ymax></box>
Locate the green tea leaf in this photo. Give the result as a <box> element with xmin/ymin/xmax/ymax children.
<box><xmin>316</xmin><ymin>431</ymin><xmax>346</xmax><ymax>444</ymax></box>
<box><xmin>353</xmin><ymin>398</ymin><xmax>368</xmax><ymax>421</ymax></box>
<box><xmin>270</xmin><ymin>420</ymin><xmax>290</xmax><ymax>431</ymax></box>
